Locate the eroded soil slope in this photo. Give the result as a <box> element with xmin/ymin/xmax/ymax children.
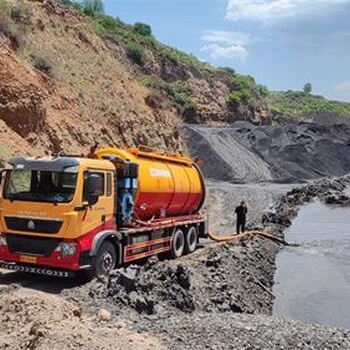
<box><xmin>0</xmin><ymin>0</ymin><xmax>182</xmax><ymax>160</ymax></box>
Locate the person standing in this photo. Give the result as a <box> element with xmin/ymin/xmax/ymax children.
<box><xmin>235</xmin><ymin>200</ymin><xmax>247</xmax><ymax>235</ymax></box>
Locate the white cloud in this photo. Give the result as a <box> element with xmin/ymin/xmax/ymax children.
<box><xmin>200</xmin><ymin>30</ymin><xmax>250</xmax><ymax>61</ymax></box>
<box><xmin>226</xmin><ymin>0</ymin><xmax>349</xmax><ymax>23</ymax></box>
<box><xmin>201</xmin><ymin>30</ymin><xmax>250</xmax><ymax>46</ymax></box>
<box><xmin>335</xmin><ymin>81</ymin><xmax>350</xmax><ymax>101</ymax></box>
<box><xmin>201</xmin><ymin>43</ymin><xmax>248</xmax><ymax>60</ymax></box>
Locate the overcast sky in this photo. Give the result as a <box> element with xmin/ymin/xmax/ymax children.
<box><xmin>103</xmin><ymin>0</ymin><xmax>350</xmax><ymax>102</ymax></box>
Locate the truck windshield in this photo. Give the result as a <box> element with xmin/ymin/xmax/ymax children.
<box><xmin>4</xmin><ymin>169</ymin><xmax>78</xmax><ymax>203</ymax></box>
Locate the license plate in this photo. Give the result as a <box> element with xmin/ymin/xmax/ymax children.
<box><xmin>19</xmin><ymin>255</ymin><xmax>37</xmax><ymax>264</ymax></box>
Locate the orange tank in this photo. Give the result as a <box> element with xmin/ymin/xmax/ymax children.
<box><xmin>96</xmin><ymin>147</ymin><xmax>205</xmax><ymax>221</ymax></box>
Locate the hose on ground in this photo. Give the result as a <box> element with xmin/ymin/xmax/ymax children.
<box><xmin>208</xmin><ymin>230</ymin><xmax>294</xmax><ymax>246</ymax></box>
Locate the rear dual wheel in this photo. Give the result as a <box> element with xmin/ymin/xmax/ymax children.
<box><xmin>185</xmin><ymin>226</ymin><xmax>198</xmax><ymax>254</ymax></box>
<box><xmin>170</xmin><ymin>228</ymin><xmax>185</xmax><ymax>258</ymax></box>
<box><xmin>170</xmin><ymin>226</ymin><xmax>198</xmax><ymax>259</ymax></box>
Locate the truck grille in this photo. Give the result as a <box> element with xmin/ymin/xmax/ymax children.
<box><xmin>6</xmin><ymin>234</ymin><xmax>62</xmax><ymax>257</ymax></box>
<box><xmin>5</xmin><ymin>217</ymin><xmax>63</xmax><ymax>234</ymax></box>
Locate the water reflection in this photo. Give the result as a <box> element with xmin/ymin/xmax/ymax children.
<box><xmin>273</xmin><ymin>202</ymin><xmax>350</xmax><ymax>329</ymax></box>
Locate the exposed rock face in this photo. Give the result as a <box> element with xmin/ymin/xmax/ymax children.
<box><xmin>0</xmin><ymin>0</ymin><xmax>184</xmax><ymax>158</ymax></box>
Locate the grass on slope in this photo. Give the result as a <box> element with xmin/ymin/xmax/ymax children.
<box><xmin>269</xmin><ymin>91</ymin><xmax>350</xmax><ymax>123</ymax></box>
<box><xmin>52</xmin><ymin>0</ymin><xmax>267</xmax><ymax>115</ymax></box>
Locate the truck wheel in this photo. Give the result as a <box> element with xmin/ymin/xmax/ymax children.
<box><xmin>94</xmin><ymin>241</ymin><xmax>117</xmax><ymax>277</ymax></box>
<box><xmin>170</xmin><ymin>228</ymin><xmax>185</xmax><ymax>258</ymax></box>
<box><xmin>185</xmin><ymin>226</ymin><xmax>198</xmax><ymax>254</ymax></box>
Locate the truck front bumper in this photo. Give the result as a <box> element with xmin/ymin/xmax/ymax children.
<box><xmin>0</xmin><ymin>261</ymin><xmax>75</xmax><ymax>277</ymax></box>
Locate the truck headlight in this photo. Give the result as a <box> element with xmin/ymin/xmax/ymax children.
<box><xmin>0</xmin><ymin>235</ymin><xmax>7</xmax><ymax>248</ymax></box>
<box><xmin>59</xmin><ymin>243</ymin><xmax>77</xmax><ymax>257</ymax></box>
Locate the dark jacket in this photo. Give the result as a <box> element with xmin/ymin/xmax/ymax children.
<box><xmin>235</xmin><ymin>205</ymin><xmax>247</xmax><ymax>221</ymax></box>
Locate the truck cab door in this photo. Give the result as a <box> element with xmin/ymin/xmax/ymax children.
<box><xmin>81</xmin><ymin>171</ymin><xmax>115</xmax><ymax>234</ymax></box>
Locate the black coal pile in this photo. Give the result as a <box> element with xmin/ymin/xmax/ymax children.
<box><xmin>184</xmin><ymin>123</ymin><xmax>350</xmax><ymax>183</ymax></box>
<box><xmin>67</xmin><ymin>257</ymin><xmax>195</xmax><ymax>317</ymax></box>
<box><xmin>105</xmin><ymin>257</ymin><xmax>194</xmax><ymax>315</ymax></box>
<box><xmin>200</xmin><ymin>235</ymin><xmax>277</xmax><ymax>315</ymax></box>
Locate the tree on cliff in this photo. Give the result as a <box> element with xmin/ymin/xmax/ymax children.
<box><xmin>303</xmin><ymin>82</ymin><xmax>312</xmax><ymax>94</ymax></box>
<box><xmin>133</xmin><ymin>22</ymin><xmax>152</xmax><ymax>37</ymax></box>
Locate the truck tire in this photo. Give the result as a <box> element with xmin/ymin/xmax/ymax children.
<box><xmin>170</xmin><ymin>228</ymin><xmax>185</xmax><ymax>259</ymax></box>
<box><xmin>185</xmin><ymin>226</ymin><xmax>198</xmax><ymax>254</ymax></box>
<box><xmin>94</xmin><ymin>240</ymin><xmax>117</xmax><ymax>277</ymax></box>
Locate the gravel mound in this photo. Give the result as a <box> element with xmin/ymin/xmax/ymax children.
<box><xmin>65</xmin><ymin>257</ymin><xmax>195</xmax><ymax>318</ymax></box>
<box><xmin>183</xmin><ymin>123</ymin><xmax>350</xmax><ymax>182</ymax></box>
<box><xmin>0</xmin><ymin>287</ymin><xmax>164</xmax><ymax>350</ymax></box>
<box><xmin>140</xmin><ymin>312</ymin><xmax>350</xmax><ymax>350</ymax></box>
<box><xmin>65</xmin><ymin>232</ymin><xmax>280</xmax><ymax>319</ymax></box>
<box><xmin>182</xmin><ymin>124</ymin><xmax>273</xmax><ymax>182</ymax></box>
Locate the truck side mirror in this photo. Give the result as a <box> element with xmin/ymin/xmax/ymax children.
<box><xmin>86</xmin><ymin>174</ymin><xmax>103</xmax><ymax>206</ymax></box>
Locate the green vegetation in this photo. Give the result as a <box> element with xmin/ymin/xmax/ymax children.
<box><xmin>20</xmin><ymin>44</ymin><xmax>55</xmax><ymax>76</ymax></box>
<box><xmin>268</xmin><ymin>91</ymin><xmax>350</xmax><ymax>122</ymax></box>
<box><xmin>4</xmin><ymin>0</ymin><xmax>348</xmax><ymax>126</ymax></box>
<box><xmin>126</xmin><ymin>42</ymin><xmax>145</xmax><ymax>66</ymax></box>
<box><xmin>0</xmin><ymin>0</ymin><xmax>30</xmax><ymax>49</ymax></box>
<box><xmin>138</xmin><ymin>75</ymin><xmax>197</xmax><ymax>111</ymax></box>
<box><xmin>133</xmin><ymin>22</ymin><xmax>152</xmax><ymax>37</ymax></box>
<box><xmin>228</xmin><ymin>74</ymin><xmax>266</xmax><ymax>108</ymax></box>
<box><xmin>80</xmin><ymin>0</ymin><xmax>104</xmax><ymax>16</ymax></box>
<box><xmin>0</xmin><ymin>0</ymin><xmax>55</xmax><ymax>76</ymax></box>
<box><xmin>303</xmin><ymin>82</ymin><xmax>312</xmax><ymax>94</ymax></box>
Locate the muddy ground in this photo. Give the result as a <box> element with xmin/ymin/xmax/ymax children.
<box><xmin>1</xmin><ymin>177</ymin><xmax>350</xmax><ymax>349</ymax></box>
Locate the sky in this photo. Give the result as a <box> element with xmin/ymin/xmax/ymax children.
<box><xmin>103</xmin><ymin>0</ymin><xmax>350</xmax><ymax>102</ymax></box>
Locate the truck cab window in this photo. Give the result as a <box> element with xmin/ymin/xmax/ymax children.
<box><xmin>5</xmin><ymin>169</ymin><xmax>78</xmax><ymax>203</ymax></box>
<box><xmin>83</xmin><ymin>172</ymin><xmax>105</xmax><ymax>202</ymax></box>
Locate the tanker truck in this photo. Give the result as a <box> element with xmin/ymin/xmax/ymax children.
<box><xmin>0</xmin><ymin>146</ymin><xmax>207</xmax><ymax>278</ymax></box>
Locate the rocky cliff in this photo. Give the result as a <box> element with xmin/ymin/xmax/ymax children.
<box><xmin>0</xmin><ymin>0</ymin><xmax>269</xmax><ymax>161</ymax></box>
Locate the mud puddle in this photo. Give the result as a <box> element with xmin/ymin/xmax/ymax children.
<box><xmin>273</xmin><ymin>202</ymin><xmax>350</xmax><ymax>329</ymax></box>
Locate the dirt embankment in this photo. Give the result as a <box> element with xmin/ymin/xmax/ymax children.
<box><xmin>184</xmin><ymin>122</ymin><xmax>350</xmax><ymax>183</ymax></box>
<box><xmin>0</xmin><ymin>285</ymin><xmax>164</xmax><ymax>350</ymax></box>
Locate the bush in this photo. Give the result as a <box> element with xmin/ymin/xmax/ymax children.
<box><xmin>257</xmin><ymin>84</ymin><xmax>269</xmax><ymax>98</ymax></box>
<box><xmin>33</xmin><ymin>55</ymin><xmax>54</xmax><ymax>76</ymax></box>
<box><xmin>133</xmin><ymin>22</ymin><xmax>152</xmax><ymax>37</ymax></box>
<box><xmin>51</xmin><ymin>0</ymin><xmax>82</xmax><ymax>10</ymax></box>
<box><xmin>20</xmin><ymin>45</ymin><xmax>54</xmax><ymax>77</ymax></box>
<box><xmin>97</xmin><ymin>14</ymin><xmax>118</xmax><ymax>32</ymax></box>
<box><xmin>228</xmin><ymin>90</ymin><xmax>249</xmax><ymax>103</ymax></box>
<box><xmin>10</xmin><ymin>0</ymin><xmax>32</xmax><ymax>25</ymax></box>
<box><xmin>303</xmin><ymin>82</ymin><xmax>312</xmax><ymax>94</ymax></box>
<box><xmin>126</xmin><ymin>42</ymin><xmax>144</xmax><ymax>66</ymax></box>
<box><xmin>0</xmin><ymin>0</ymin><xmax>13</xmax><ymax>35</ymax></box>
<box><xmin>218</xmin><ymin>66</ymin><xmax>236</xmax><ymax>75</ymax></box>
<box><xmin>81</xmin><ymin>0</ymin><xmax>104</xmax><ymax>16</ymax></box>
<box><xmin>0</xmin><ymin>0</ymin><xmax>26</xmax><ymax>49</ymax></box>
